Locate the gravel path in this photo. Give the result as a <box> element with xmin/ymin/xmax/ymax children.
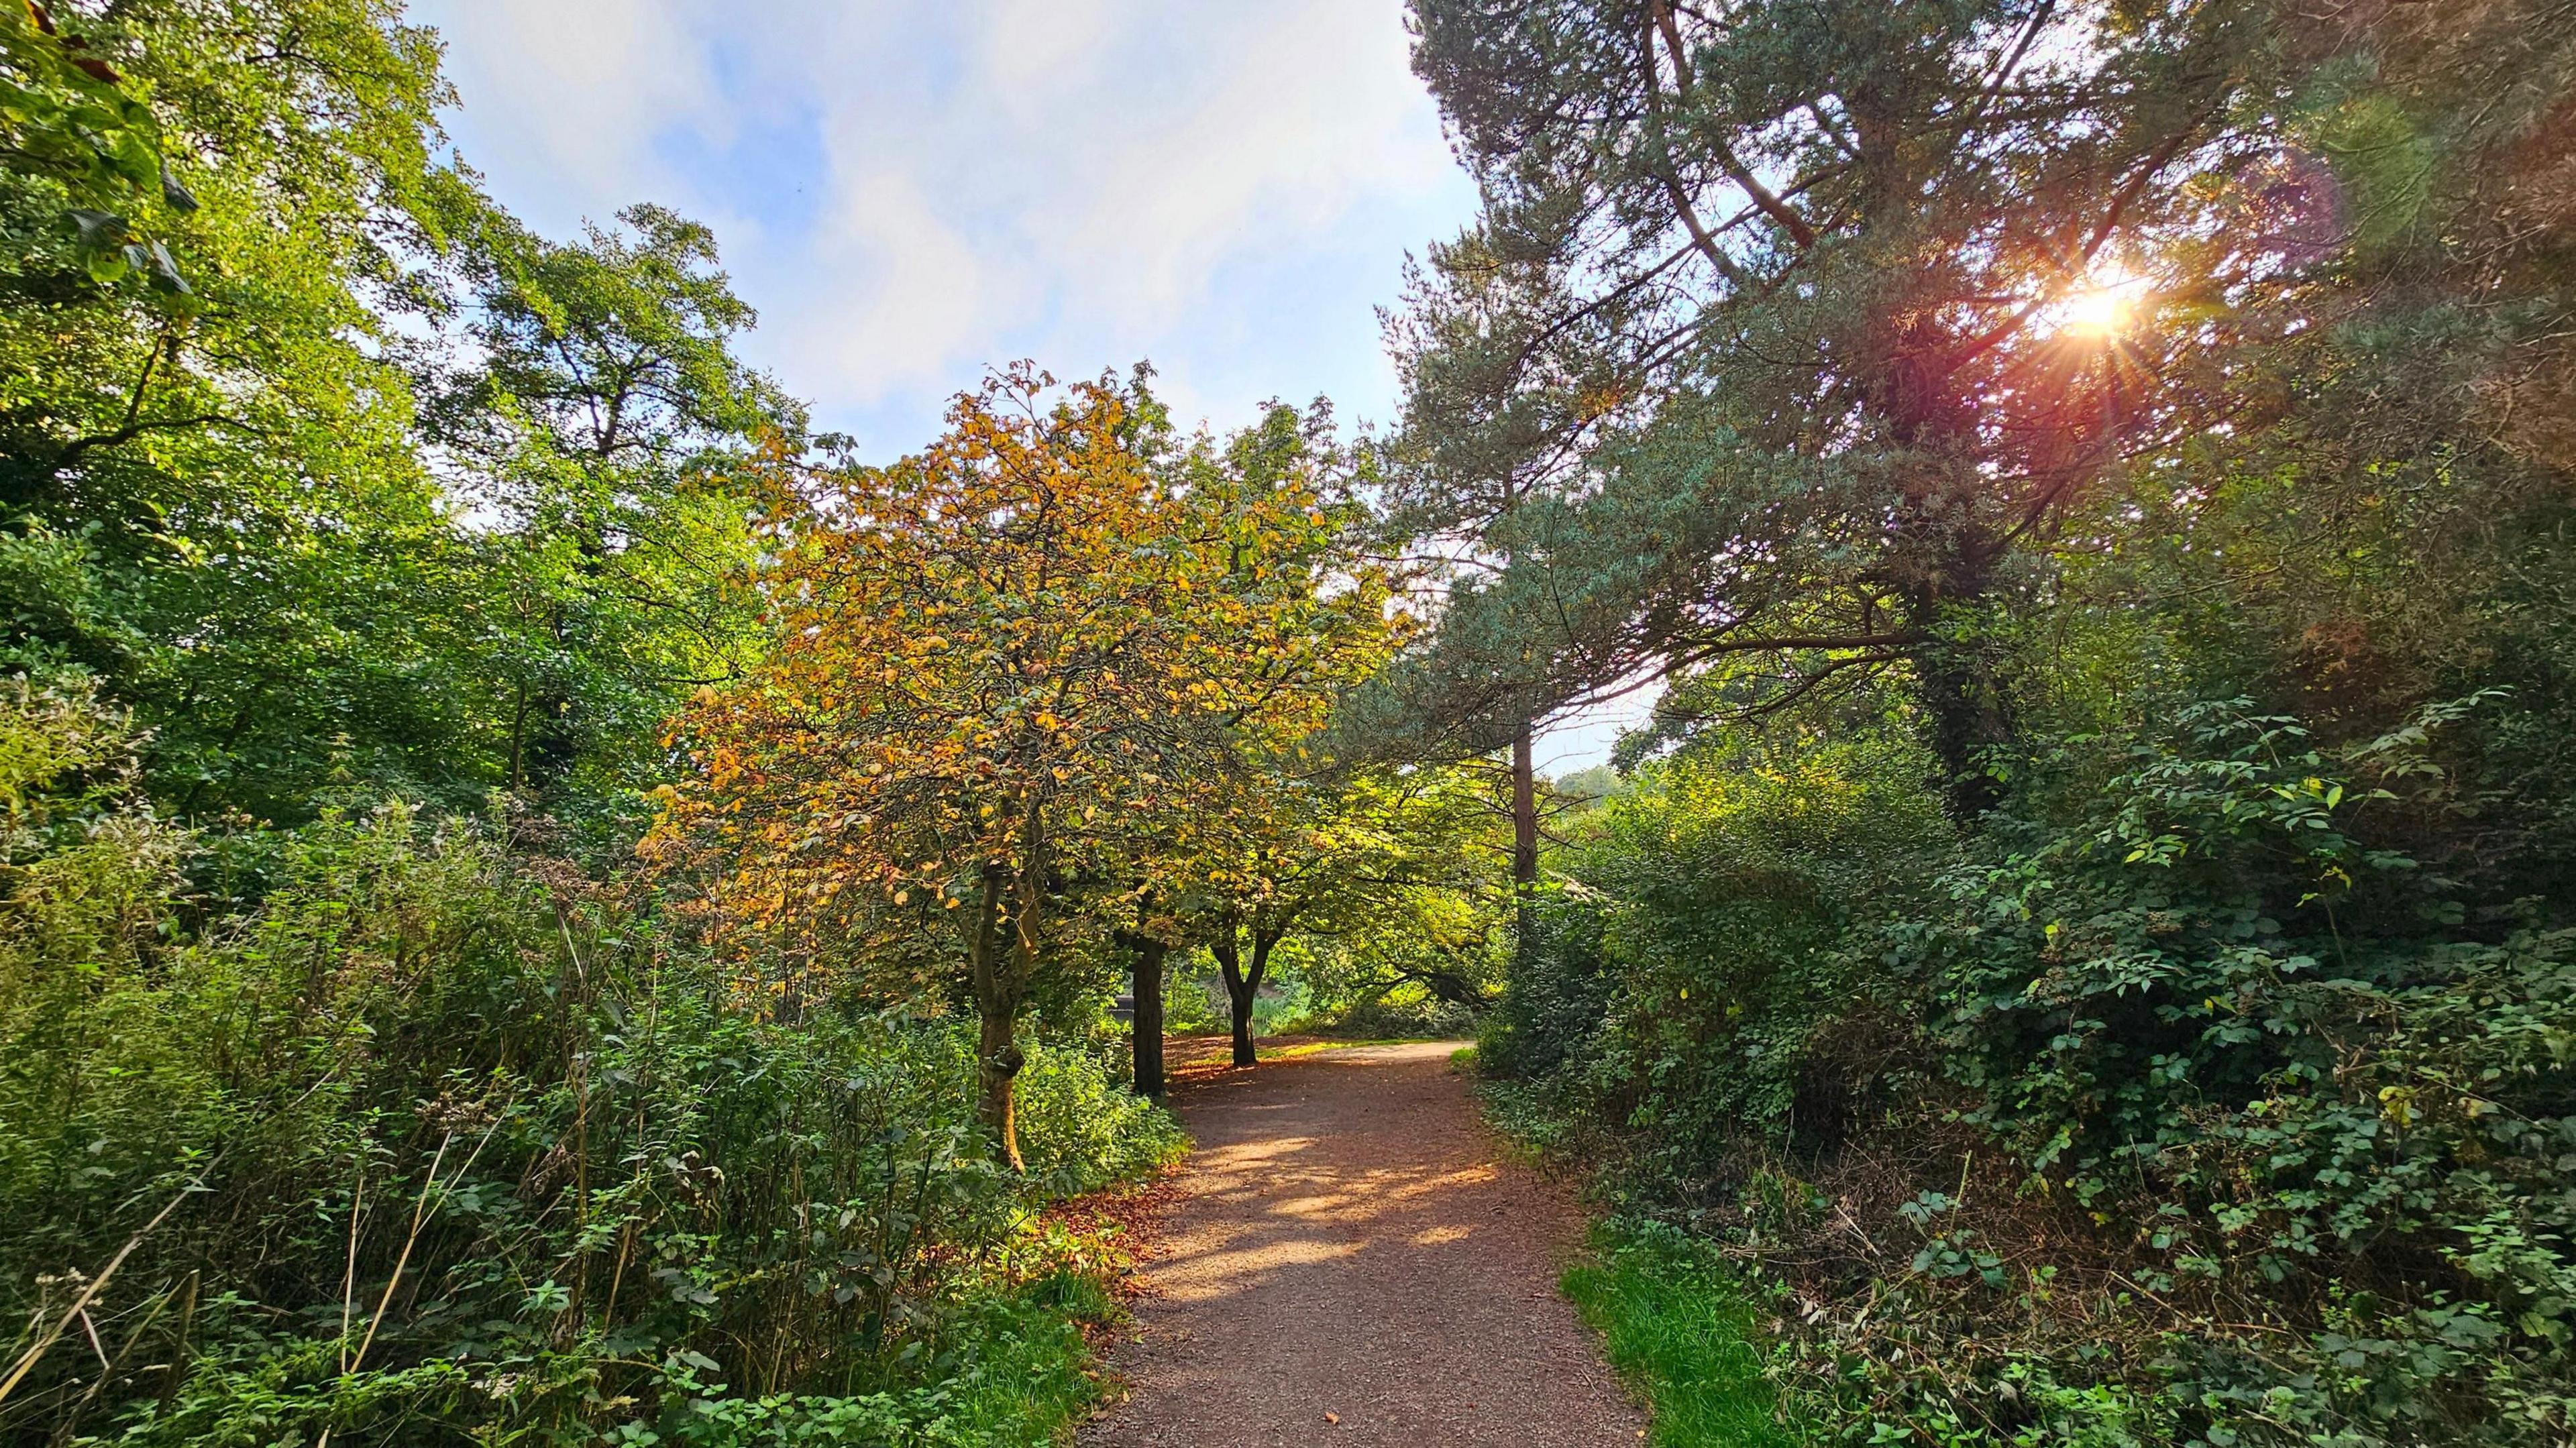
<box><xmin>1081</xmin><ymin>1041</ymin><xmax>1645</xmax><ymax>1447</ymax></box>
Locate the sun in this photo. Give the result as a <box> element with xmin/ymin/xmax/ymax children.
<box><xmin>2054</xmin><ymin>268</ymin><xmax>2151</xmax><ymax>339</ymax></box>
<box><xmin>2061</xmin><ymin>286</ymin><xmax>2134</xmax><ymax>338</ymax></box>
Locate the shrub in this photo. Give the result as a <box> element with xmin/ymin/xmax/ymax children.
<box><xmin>1485</xmin><ymin>695</ymin><xmax>2576</xmax><ymax>1445</ymax></box>
<box><xmin>0</xmin><ymin>681</ymin><xmax>1177</xmax><ymax>1446</ymax></box>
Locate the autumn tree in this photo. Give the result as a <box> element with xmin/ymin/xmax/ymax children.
<box><xmin>1053</xmin><ymin>398</ymin><xmax>1401</xmax><ymax>1101</ymax></box>
<box><xmin>1111</xmin><ymin>403</ymin><xmax>1408</xmax><ymax>1074</ymax></box>
<box><xmin>659</xmin><ymin>368</ymin><xmax>1354</xmax><ymax>1168</ymax></box>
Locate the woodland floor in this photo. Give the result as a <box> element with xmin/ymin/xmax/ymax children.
<box><xmin>1081</xmin><ymin>1039</ymin><xmax>1646</xmax><ymax>1447</ymax></box>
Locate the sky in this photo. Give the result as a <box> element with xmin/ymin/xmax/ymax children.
<box><xmin>408</xmin><ymin>0</ymin><xmax>1644</xmax><ymax>770</ymax></box>
<box><xmin>411</xmin><ymin>0</ymin><xmax>1475</xmax><ymax>457</ymax></box>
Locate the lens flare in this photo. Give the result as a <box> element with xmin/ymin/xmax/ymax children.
<box><xmin>2061</xmin><ymin>287</ymin><xmax>2133</xmax><ymax>337</ymax></box>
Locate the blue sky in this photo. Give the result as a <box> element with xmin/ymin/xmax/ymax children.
<box><xmin>407</xmin><ymin>0</ymin><xmax>1648</xmax><ymax>769</ymax></box>
<box><xmin>409</xmin><ymin>0</ymin><xmax>1479</xmax><ymax>458</ymax></box>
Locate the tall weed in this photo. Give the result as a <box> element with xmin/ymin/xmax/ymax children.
<box><xmin>0</xmin><ymin>681</ymin><xmax>1177</xmax><ymax>1445</ymax></box>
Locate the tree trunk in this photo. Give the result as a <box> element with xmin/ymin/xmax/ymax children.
<box><xmin>1214</xmin><ymin>931</ymin><xmax>1259</xmax><ymax>1068</ymax></box>
<box><xmin>1870</xmin><ymin>291</ymin><xmax>2012</xmax><ymax>825</ymax></box>
<box><xmin>1917</xmin><ymin>643</ymin><xmax>2011</xmax><ymax>822</ymax></box>
<box><xmin>975</xmin><ymin>998</ymin><xmax>1024</xmax><ymax>1171</ymax></box>
<box><xmin>1903</xmin><ymin>556</ymin><xmax>2011</xmax><ymax>824</ymax></box>
<box><xmin>966</xmin><ymin>852</ymin><xmax>1028</xmax><ymax>1173</ymax></box>
<box><xmin>1510</xmin><ymin>718</ymin><xmax>1539</xmax><ymax>938</ymax></box>
<box><xmin>1131</xmin><ymin>937</ymin><xmax>1167</xmax><ymax>1101</ymax></box>
<box><xmin>1227</xmin><ymin>977</ymin><xmax>1256</xmax><ymax>1066</ymax></box>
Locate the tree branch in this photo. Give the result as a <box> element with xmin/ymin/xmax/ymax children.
<box><xmin>1650</xmin><ymin>0</ymin><xmax>1817</xmax><ymax>250</ymax></box>
<box><xmin>1638</xmin><ymin>8</ymin><xmax>1750</xmax><ymax>284</ymax></box>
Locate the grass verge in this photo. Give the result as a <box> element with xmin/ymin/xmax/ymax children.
<box><xmin>1259</xmin><ymin>1036</ymin><xmax>1442</xmax><ymax>1062</ymax></box>
<box><xmin>1561</xmin><ymin>1219</ymin><xmax>1803</xmax><ymax>1448</ymax></box>
<box><xmin>927</xmin><ymin>1272</ymin><xmax>1123</xmax><ymax>1445</ymax></box>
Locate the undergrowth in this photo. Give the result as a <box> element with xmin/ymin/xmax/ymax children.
<box><xmin>1481</xmin><ymin>693</ymin><xmax>2576</xmax><ymax>1446</ymax></box>
<box><xmin>0</xmin><ymin>681</ymin><xmax>1183</xmax><ymax>1446</ymax></box>
<box><xmin>620</xmin><ymin>1256</ymin><xmax>1130</xmax><ymax>1447</ymax></box>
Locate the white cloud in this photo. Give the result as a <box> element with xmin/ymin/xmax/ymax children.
<box><xmin>773</xmin><ymin>166</ymin><xmax>1015</xmax><ymax>401</ymax></box>
<box><xmin>980</xmin><ymin>0</ymin><xmax>1118</xmax><ymax>102</ymax></box>
<box><xmin>1046</xmin><ymin>2</ymin><xmax>1448</xmax><ymax>324</ymax></box>
<box><xmin>409</xmin><ymin>0</ymin><xmax>1476</xmax><ymax>452</ymax></box>
<box><xmin>425</xmin><ymin>0</ymin><xmax>719</xmax><ymax>222</ymax></box>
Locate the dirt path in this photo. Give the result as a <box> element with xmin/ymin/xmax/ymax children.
<box><xmin>1082</xmin><ymin>1042</ymin><xmax>1645</xmax><ymax>1447</ymax></box>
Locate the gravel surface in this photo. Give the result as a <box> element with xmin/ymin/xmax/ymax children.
<box><xmin>1081</xmin><ymin>1042</ymin><xmax>1646</xmax><ymax>1447</ymax></box>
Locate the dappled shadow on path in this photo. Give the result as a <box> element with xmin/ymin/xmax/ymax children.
<box><xmin>1081</xmin><ymin>1044</ymin><xmax>1642</xmax><ymax>1448</ymax></box>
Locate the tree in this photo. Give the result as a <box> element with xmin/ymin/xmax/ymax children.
<box><xmin>658</xmin><ymin>368</ymin><xmax>1352</xmax><ymax>1168</ymax></box>
<box><xmin>0</xmin><ymin>0</ymin><xmax>482</xmax><ymax>820</ymax></box>
<box><xmin>421</xmin><ymin>197</ymin><xmax>806</xmax><ymax>824</ymax></box>
<box><xmin>0</xmin><ymin>2</ymin><xmax>199</xmax><ymax>295</ymax></box>
<box><xmin>1368</xmin><ymin>254</ymin><xmax>1578</xmax><ymax>933</ymax></box>
<box><xmin>1386</xmin><ymin>0</ymin><xmax>2275</xmax><ymax>819</ymax></box>
<box><xmin>1201</xmin><ymin>763</ymin><xmax>1492</xmax><ymax>1064</ymax></box>
<box><xmin>1</xmin><ymin>2</ymin><xmax>801</xmax><ymax>834</ymax></box>
<box><xmin>1045</xmin><ymin>397</ymin><xmax>1407</xmax><ymax>1091</ymax></box>
<box><xmin>1133</xmin><ymin>403</ymin><xmax>1409</xmax><ymax>1070</ymax></box>
<box><xmin>1116</xmin><ymin>893</ymin><xmax>1177</xmax><ymax>1101</ymax></box>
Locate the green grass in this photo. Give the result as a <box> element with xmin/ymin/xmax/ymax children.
<box><xmin>642</xmin><ymin>1280</ymin><xmax>1114</xmax><ymax>1447</ymax></box>
<box><xmin>922</xmin><ymin>1276</ymin><xmax>1119</xmax><ymax>1445</ymax></box>
<box><xmin>1562</xmin><ymin>1219</ymin><xmax>1803</xmax><ymax>1448</ymax></box>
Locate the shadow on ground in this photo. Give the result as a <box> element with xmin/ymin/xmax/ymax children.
<box><xmin>1082</xmin><ymin>1042</ymin><xmax>1643</xmax><ymax>1448</ymax></box>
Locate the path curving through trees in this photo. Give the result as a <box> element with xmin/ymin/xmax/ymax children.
<box><xmin>1083</xmin><ymin>1042</ymin><xmax>1644</xmax><ymax>1447</ymax></box>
